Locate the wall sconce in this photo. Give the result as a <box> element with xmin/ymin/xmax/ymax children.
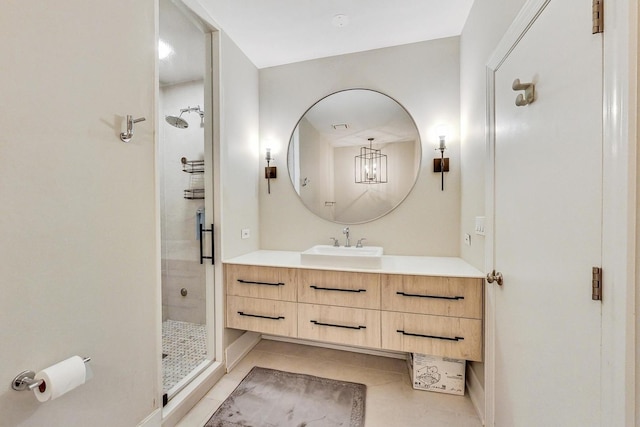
<box><xmin>265</xmin><ymin>148</ymin><xmax>277</xmax><ymax>194</ymax></box>
<box><xmin>433</xmin><ymin>125</ymin><xmax>449</xmax><ymax>191</ymax></box>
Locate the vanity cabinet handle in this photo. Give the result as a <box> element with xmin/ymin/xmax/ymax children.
<box><xmin>396</xmin><ymin>291</ymin><xmax>464</xmax><ymax>300</ymax></box>
<box><xmin>310</xmin><ymin>320</ymin><xmax>366</xmax><ymax>330</ymax></box>
<box><xmin>238</xmin><ymin>311</ymin><xmax>285</xmax><ymax>321</ymax></box>
<box><xmin>237</xmin><ymin>279</ymin><xmax>285</xmax><ymax>287</ymax></box>
<box><xmin>396</xmin><ymin>329</ymin><xmax>464</xmax><ymax>341</ymax></box>
<box><xmin>310</xmin><ymin>285</ymin><xmax>366</xmax><ymax>293</ymax></box>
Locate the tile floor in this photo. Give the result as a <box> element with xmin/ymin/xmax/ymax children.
<box><xmin>175</xmin><ymin>339</ymin><xmax>483</xmax><ymax>427</ymax></box>
<box><xmin>162</xmin><ymin>320</ymin><xmax>207</xmax><ymax>393</ymax></box>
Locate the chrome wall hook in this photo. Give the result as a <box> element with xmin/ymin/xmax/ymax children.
<box><xmin>120</xmin><ymin>115</ymin><xmax>146</xmax><ymax>143</ymax></box>
<box><xmin>512</xmin><ymin>79</ymin><xmax>535</xmax><ymax>106</ymax></box>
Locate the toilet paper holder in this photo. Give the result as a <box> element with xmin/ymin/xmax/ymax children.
<box><xmin>11</xmin><ymin>357</ymin><xmax>91</xmax><ymax>391</ymax></box>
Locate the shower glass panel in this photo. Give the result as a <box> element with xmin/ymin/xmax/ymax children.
<box><xmin>159</xmin><ymin>0</ymin><xmax>212</xmax><ymax>402</ymax></box>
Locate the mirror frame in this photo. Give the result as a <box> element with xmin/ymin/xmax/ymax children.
<box><xmin>286</xmin><ymin>88</ymin><xmax>422</xmax><ymax>224</ymax></box>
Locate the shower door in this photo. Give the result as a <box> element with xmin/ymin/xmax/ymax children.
<box><xmin>158</xmin><ymin>0</ymin><xmax>216</xmax><ymax>403</ymax></box>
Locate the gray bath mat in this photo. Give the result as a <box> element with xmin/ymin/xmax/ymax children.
<box><xmin>204</xmin><ymin>367</ymin><xmax>366</xmax><ymax>427</ymax></box>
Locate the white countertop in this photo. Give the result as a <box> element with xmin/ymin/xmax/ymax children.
<box><xmin>223</xmin><ymin>250</ymin><xmax>484</xmax><ymax>278</ymax></box>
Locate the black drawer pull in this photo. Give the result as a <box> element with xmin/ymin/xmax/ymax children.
<box><xmin>310</xmin><ymin>285</ymin><xmax>366</xmax><ymax>293</ymax></box>
<box><xmin>237</xmin><ymin>279</ymin><xmax>285</xmax><ymax>287</ymax></box>
<box><xmin>310</xmin><ymin>320</ymin><xmax>366</xmax><ymax>330</ymax></box>
<box><xmin>396</xmin><ymin>329</ymin><xmax>464</xmax><ymax>341</ymax></box>
<box><xmin>396</xmin><ymin>291</ymin><xmax>464</xmax><ymax>300</ymax></box>
<box><xmin>238</xmin><ymin>311</ymin><xmax>285</xmax><ymax>321</ymax></box>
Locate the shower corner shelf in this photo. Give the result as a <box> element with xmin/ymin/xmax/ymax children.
<box><xmin>184</xmin><ymin>189</ymin><xmax>204</xmax><ymax>199</ymax></box>
<box><xmin>181</xmin><ymin>158</ymin><xmax>205</xmax><ymax>174</ymax></box>
<box><xmin>181</xmin><ymin>158</ymin><xmax>205</xmax><ymax>199</ymax></box>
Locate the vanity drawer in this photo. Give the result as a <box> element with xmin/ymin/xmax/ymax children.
<box><xmin>381</xmin><ymin>311</ymin><xmax>482</xmax><ymax>361</ymax></box>
<box><xmin>226</xmin><ymin>296</ymin><xmax>297</xmax><ymax>337</ymax></box>
<box><xmin>226</xmin><ymin>264</ymin><xmax>297</xmax><ymax>302</ymax></box>
<box><xmin>298</xmin><ymin>270</ymin><xmax>380</xmax><ymax>309</ymax></box>
<box><xmin>381</xmin><ymin>274</ymin><xmax>483</xmax><ymax>319</ymax></box>
<box><xmin>298</xmin><ymin>303</ymin><xmax>381</xmax><ymax>349</ymax></box>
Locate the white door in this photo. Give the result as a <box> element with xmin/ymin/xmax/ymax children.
<box><xmin>488</xmin><ymin>0</ymin><xmax>602</xmax><ymax>425</ymax></box>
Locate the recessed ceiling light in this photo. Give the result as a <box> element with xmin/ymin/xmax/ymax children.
<box><xmin>331</xmin><ymin>14</ymin><xmax>349</xmax><ymax>28</ymax></box>
<box><xmin>158</xmin><ymin>39</ymin><xmax>173</xmax><ymax>60</ymax></box>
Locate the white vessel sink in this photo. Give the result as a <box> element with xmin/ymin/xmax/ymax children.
<box><xmin>300</xmin><ymin>245</ymin><xmax>383</xmax><ymax>269</ymax></box>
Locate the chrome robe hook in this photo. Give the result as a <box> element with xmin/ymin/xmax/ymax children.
<box><xmin>512</xmin><ymin>79</ymin><xmax>535</xmax><ymax>106</ymax></box>
<box><xmin>120</xmin><ymin>115</ymin><xmax>146</xmax><ymax>142</ymax></box>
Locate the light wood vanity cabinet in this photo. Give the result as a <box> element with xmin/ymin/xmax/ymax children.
<box><xmin>224</xmin><ymin>263</ymin><xmax>484</xmax><ymax>362</ymax></box>
<box><xmin>298</xmin><ymin>304</ymin><xmax>381</xmax><ymax>348</ymax></box>
<box><xmin>227</xmin><ymin>295</ymin><xmax>297</xmax><ymax>337</ymax></box>
<box><xmin>225</xmin><ymin>265</ymin><xmax>298</xmax><ymax>337</ymax></box>
<box><xmin>380</xmin><ymin>274</ymin><xmax>483</xmax><ymax>361</ymax></box>
<box><xmin>381</xmin><ymin>274</ymin><xmax>482</xmax><ymax>318</ymax></box>
<box><xmin>226</xmin><ymin>264</ymin><xmax>297</xmax><ymax>301</ymax></box>
<box><xmin>381</xmin><ymin>311</ymin><xmax>482</xmax><ymax>361</ymax></box>
<box><xmin>298</xmin><ymin>269</ymin><xmax>380</xmax><ymax>309</ymax></box>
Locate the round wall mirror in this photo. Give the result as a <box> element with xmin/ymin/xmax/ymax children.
<box><xmin>287</xmin><ymin>89</ymin><xmax>422</xmax><ymax>224</ymax></box>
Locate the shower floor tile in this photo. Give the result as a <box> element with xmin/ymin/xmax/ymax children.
<box><xmin>162</xmin><ymin>319</ymin><xmax>207</xmax><ymax>393</ymax></box>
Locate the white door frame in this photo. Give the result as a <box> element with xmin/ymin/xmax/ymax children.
<box><xmin>600</xmin><ymin>1</ymin><xmax>637</xmax><ymax>425</ymax></box>
<box><xmin>157</xmin><ymin>2</ymin><xmax>229</xmax><ymax>425</ymax></box>
<box><xmin>174</xmin><ymin>0</ymin><xmax>225</xmax><ymax>368</ymax></box>
<box><xmin>483</xmin><ymin>0</ymin><xmax>637</xmax><ymax>425</ymax></box>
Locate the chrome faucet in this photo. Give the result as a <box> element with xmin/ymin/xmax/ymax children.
<box><xmin>356</xmin><ymin>238</ymin><xmax>366</xmax><ymax>248</ymax></box>
<box><xmin>329</xmin><ymin>237</ymin><xmax>339</xmax><ymax>247</ymax></box>
<box><xmin>343</xmin><ymin>227</ymin><xmax>350</xmax><ymax>247</ymax></box>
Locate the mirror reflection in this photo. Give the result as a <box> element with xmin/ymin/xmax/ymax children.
<box><xmin>287</xmin><ymin>89</ymin><xmax>422</xmax><ymax>224</ymax></box>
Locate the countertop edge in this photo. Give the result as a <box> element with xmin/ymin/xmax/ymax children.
<box><xmin>222</xmin><ymin>250</ymin><xmax>485</xmax><ymax>278</ymax></box>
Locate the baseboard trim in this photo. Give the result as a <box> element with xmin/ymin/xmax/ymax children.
<box><xmin>225</xmin><ymin>331</ymin><xmax>261</xmax><ymax>372</ymax></box>
<box><xmin>225</xmin><ymin>333</ymin><xmax>486</xmax><ymax>421</ymax></box>
<box><xmin>161</xmin><ymin>361</ymin><xmax>225</xmax><ymax>427</ymax></box>
<box><xmin>138</xmin><ymin>408</ymin><xmax>162</xmax><ymax>427</ymax></box>
<box><xmin>261</xmin><ymin>335</ymin><xmax>407</xmax><ymax>360</ymax></box>
<box><xmin>466</xmin><ymin>364</ymin><xmax>485</xmax><ymax>425</ymax></box>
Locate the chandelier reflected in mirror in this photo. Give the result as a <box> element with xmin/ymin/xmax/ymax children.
<box><xmin>355</xmin><ymin>138</ymin><xmax>388</xmax><ymax>184</ymax></box>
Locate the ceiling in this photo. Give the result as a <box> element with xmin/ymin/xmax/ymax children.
<box><xmin>159</xmin><ymin>0</ymin><xmax>206</xmax><ymax>85</ymax></box>
<box><xmin>200</xmin><ymin>0</ymin><xmax>475</xmax><ymax>69</ymax></box>
<box><xmin>159</xmin><ymin>0</ymin><xmax>475</xmax><ymax>83</ymax></box>
<box><xmin>302</xmin><ymin>89</ymin><xmax>418</xmax><ymax>148</ymax></box>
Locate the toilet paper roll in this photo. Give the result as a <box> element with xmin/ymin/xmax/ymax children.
<box><xmin>33</xmin><ymin>356</ymin><xmax>87</xmax><ymax>402</ymax></box>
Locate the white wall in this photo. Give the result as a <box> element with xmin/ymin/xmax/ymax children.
<box><xmin>298</xmin><ymin>119</ymin><xmax>333</xmax><ymax>218</ymax></box>
<box><xmin>259</xmin><ymin>38</ymin><xmax>461</xmax><ymax>256</ymax></box>
<box><xmin>217</xmin><ymin>31</ymin><xmax>260</xmax><ymax>346</ymax></box>
<box><xmin>459</xmin><ymin>0</ymin><xmax>527</xmax><ymax>270</ymax></box>
<box><xmin>0</xmin><ymin>1</ymin><xmax>158</xmax><ymax>426</ymax></box>
<box><xmin>459</xmin><ymin>0</ymin><xmax>527</xmax><ymax>393</ymax></box>
<box><xmin>218</xmin><ymin>33</ymin><xmax>260</xmax><ymax>260</ymax></box>
<box><xmin>635</xmin><ymin>2</ymin><xmax>640</xmax><ymax>420</ymax></box>
<box><xmin>160</xmin><ymin>81</ymin><xmax>206</xmax><ymax>324</ymax></box>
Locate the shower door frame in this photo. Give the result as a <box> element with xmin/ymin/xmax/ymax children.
<box><xmin>158</xmin><ymin>1</ymin><xmax>226</xmax><ymax>423</ymax></box>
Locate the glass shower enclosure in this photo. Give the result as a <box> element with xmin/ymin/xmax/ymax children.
<box><xmin>158</xmin><ymin>0</ymin><xmax>214</xmax><ymax>403</ymax></box>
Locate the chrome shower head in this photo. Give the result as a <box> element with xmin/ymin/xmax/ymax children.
<box><xmin>165</xmin><ymin>115</ymin><xmax>189</xmax><ymax>129</ymax></box>
<box><xmin>165</xmin><ymin>106</ymin><xmax>204</xmax><ymax>129</ymax></box>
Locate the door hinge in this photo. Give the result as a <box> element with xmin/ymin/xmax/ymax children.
<box><xmin>592</xmin><ymin>267</ymin><xmax>602</xmax><ymax>301</ymax></box>
<box><xmin>592</xmin><ymin>0</ymin><xmax>604</xmax><ymax>34</ymax></box>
